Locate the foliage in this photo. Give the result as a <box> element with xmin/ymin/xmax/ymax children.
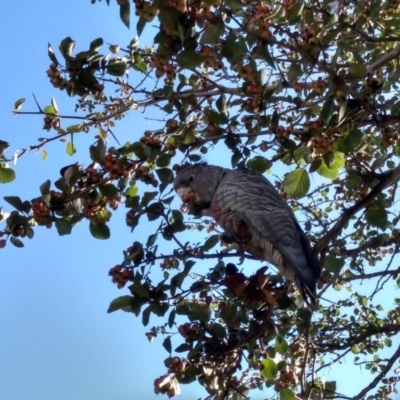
<box><xmin>3</xmin><ymin>0</ymin><xmax>400</xmax><ymax>398</ymax></box>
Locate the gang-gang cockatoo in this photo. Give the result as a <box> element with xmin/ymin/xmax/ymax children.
<box><xmin>174</xmin><ymin>163</ymin><xmax>321</xmax><ymax>308</ymax></box>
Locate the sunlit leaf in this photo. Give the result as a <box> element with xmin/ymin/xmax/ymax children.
<box><xmin>261</xmin><ymin>358</ymin><xmax>277</xmax><ymax>381</ymax></box>
<box><xmin>107</xmin><ymin>295</ymin><xmax>133</xmax><ymax>313</ymax></box>
<box><xmin>0</xmin><ymin>164</ymin><xmax>16</xmax><ymax>184</ymax></box>
<box><xmin>283</xmin><ymin>169</ymin><xmax>310</xmax><ymax>198</ymax></box>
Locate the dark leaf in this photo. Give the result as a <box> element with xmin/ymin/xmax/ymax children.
<box><xmin>89</xmin><ymin>222</ymin><xmax>111</xmax><ymax>240</ymax></box>
<box><xmin>119</xmin><ymin>1</ymin><xmax>130</xmax><ymax>28</ymax></box>
<box><xmin>202</xmin><ymin>235</ymin><xmax>220</xmax><ymax>251</ymax></box>
<box><xmin>55</xmin><ymin>218</ymin><xmax>72</xmax><ymax>236</ymax></box>
<box><xmin>163</xmin><ymin>337</ymin><xmax>172</xmax><ymax>354</ymax></box>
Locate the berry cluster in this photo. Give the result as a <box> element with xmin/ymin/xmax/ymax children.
<box><xmin>363</xmin><ymin>69</ymin><xmax>384</xmax><ymax>95</ymax></box>
<box><xmin>108</xmin><ymin>265</ymin><xmax>132</xmax><ymax>289</ymax></box>
<box><xmin>282</xmin><ymin>0</ymin><xmax>298</xmax><ymax>14</ymax></box>
<box><xmin>274</xmin><ymin>369</ymin><xmax>296</xmax><ymax>392</ymax></box>
<box><xmin>199</xmin><ymin>289</ymin><xmax>213</xmax><ymax>305</ymax></box>
<box><xmin>202</xmin><ymin>55</ymin><xmax>223</xmax><ymax>71</ymax></box>
<box><xmin>311</xmin><ymin>77</ymin><xmax>328</xmax><ymax>96</ymax></box>
<box><xmin>11</xmin><ymin>225</ymin><xmax>27</xmax><ymax>238</ymax></box>
<box><xmin>298</xmin><ymin>25</ymin><xmax>319</xmax><ymax>46</ymax></box>
<box><xmin>134</xmin><ymin>1</ymin><xmax>159</xmax><ymax>21</ymax></box>
<box><xmin>85</xmin><ymin>164</ymin><xmax>101</xmax><ymax>184</ymax></box>
<box><xmin>178</xmin><ymin>322</ymin><xmax>200</xmax><ymax>342</ymax></box>
<box><xmin>311</xmin><ymin>134</ymin><xmax>334</xmax><ymax>155</ymax></box>
<box><xmin>148</xmin><ymin>54</ymin><xmax>176</xmax><ymax>80</ymax></box>
<box><xmin>247</xmin><ymin>4</ymin><xmax>274</xmax><ymax>42</ymax></box>
<box><xmin>160</xmin><ymin>257</ymin><xmax>178</xmax><ymax>270</ymax></box>
<box><xmin>232</xmin><ymin>62</ymin><xmax>255</xmax><ymax>81</ymax></box>
<box><xmin>275</xmin><ymin>125</ymin><xmax>293</xmax><ymax>141</ymax></box>
<box><xmin>167</xmin><ymin>357</ymin><xmax>186</xmax><ymax>374</ymax></box>
<box><xmin>380</xmin><ymin>127</ymin><xmax>398</xmax><ymax>147</ymax></box>
<box><xmin>46</xmin><ymin>62</ymin><xmax>71</xmax><ymax>91</ymax></box>
<box><xmin>104</xmin><ymin>154</ymin><xmax>134</xmax><ymax>180</ymax></box>
<box><xmin>153</xmin><ymin>375</ymin><xmax>179</xmax><ymax>398</ymax></box>
<box><xmin>43</xmin><ymin>116</ymin><xmax>60</xmax><ymax>131</ymax></box>
<box><xmin>47</xmin><ymin>61</ymin><xmax>104</xmax><ymax>96</ymax></box>
<box><xmin>126</xmin><ymin>209</ymin><xmax>137</xmax><ymax>227</ymax></box>
<box><xmin>32</xmin><ymin>199</ymin><xmax>52</xmax><ymax>226</ymax></box>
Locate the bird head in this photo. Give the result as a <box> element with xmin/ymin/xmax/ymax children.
<box><xmin>173</xmin><ymin>163</ymin><xmax>225</xmax><ymax>215</ymax></box>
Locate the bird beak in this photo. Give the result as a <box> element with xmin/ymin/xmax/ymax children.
<box><xmin>176</xmin><ymin>187</ymin><xmax>196</xmax><ymax>203</ymax></box>
<box><xmin>176</xmin><ymin>187</ymin><xmax>192</xmax><ymax>199</ymax></box>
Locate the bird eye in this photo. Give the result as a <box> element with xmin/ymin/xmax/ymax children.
<box><xmin>188</xmin><ymin>175</ymin><xmax>194</xmax><ymax>182</ymax></box>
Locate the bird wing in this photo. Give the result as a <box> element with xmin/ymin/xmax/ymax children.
<box><xmin>214</xmin><ymin>169</ymin><xmax>320</xmax><ymax>303</ymax></box>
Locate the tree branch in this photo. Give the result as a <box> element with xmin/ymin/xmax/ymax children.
<box><xmin>315</xmin><ymin>165</ymin><xmax>400</xmax><ymax>254</ymax></box>
<box><xmin>352</xmin><ymin>343</ymin><xmax>400</xmax><ymax>400</ymax></box>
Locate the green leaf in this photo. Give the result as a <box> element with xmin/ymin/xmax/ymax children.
<box><xmin>3</xmin><ymin>196</ymin><xmax>23</xmax><ymax>211</ymax></box>
<box><xmin>156</xmin><ymin>153</ymin><xmax>171</xmax><ymax>168</ymax></box>
<box><xmin>225</xmin><ymin>0</ymin><xmax>245</xmax><ymax>10</ymax></box>
<box><xmin>176</xmin><ymin>50</ymin><xmax>203</xmax><ymax>69</ymax></box>
<box><xmin>163</xmin><ymin>337</ymin><xmax>172</xmax><ymax>354</ymax></box>
<box><xmin>200</xmin><ymin>23</ymin><xmax>223</xmax><ymax>45</ymax></box>
<box><xmin>89</xmin><ymin>222</ymin><xmax>110</xmax><ymax>239</ymax></box>
<box><xmin>320</xmin><ymin>97</ymin><xmax>334</xmax><ymax>122</ymax></box>
<box><xmin>287</xmin><ymin>2</ymin><xmax>304</xmax><ymax>23</ymax></box>
<box><xmin>211</xmin><ymin>323</ymin><xmax>226</xmax><ymax>339</ymax></box>
<box><xmin>13</xmin><ymin>98</ymin><xmax>25</xmax><ymax>112</ymax></box>
<box><xmin>40</xmin><ymin>180</ymin><xmax>51</xmax><ymax>195</ymax></box>
<box><xmin>325</xmin><ymin>254</ymin><xmax>344</xmax><ymax>273</ymax></box>
<box><xmin>365</xmin><ymin>206</ymin><xmax>388</xmax><ymax>228</ymax></box>
<box><xmin>44</xmin><ymin>105</ymin><xmax>57</xmax><ymax>117</ymax></box>
<box><xmin>107</xmin><ymin>295</ymin><xmax>133</xmax><ymax>313</ymax></box>
<box><xmin>280</xmin><ymin>388</ymin><xmax>296</xmax><ymax>400</ymax></box>
<box><xmin>175</xmin><ymin>343</ymin><xmax>191</xmax><ymax>353</ymax></box>
<box><xmin>0</xmin><ymin>140</ymin><xmax>10</xmax><ymax>157</ymax></box>
<box><xmin>168</xmin><ymin>309</ymin><xmax>176</xmax><ymax>328</ymax></box>
<box><xmin>55</xmin><ymin>218</ymin><xmax>73</xmax><ymax>236</ymax></box>
<box><xmin>66</xmin><ymin>124</ymin><xmax>83</xmax><ymax>133</ymax></box>
<box><xmin>59</xmin><ymin>37</ymin><xmax>75</xmax><ymax>58</ymax></box>
<box><xmin>125</xmin><ymin>185</ymin><xmax>138</xmax><ymax>197</ymax></box>
<box><xmin>136</xmin><ymin>17</ymin><xmax>147</xmax><ymax>37</ymax></box>
<box><xmin>246</xmin><ymin>156</ymin><xmax>271</xmax><ymax>173</ymax></box>
<box><xmin>99</xmin><ymin>183</ymin><xmax>119</xmax><ymax>199</ymax></box>
<box><xmin>261</xmin><ymin>358</ymin><xmax>277</xmax><ymax>381</ymax></box>
<box><xmin>119</xmin><ymin>1</ymin><xmax>130</xmax><ymax>28</ymax></box>
<box><xmin>202</xmin><ymin>235</ymin><xmax>220</xmax><ymax>251</ymax></box>
<box><xmin>89</xmin><ymin>37</ymin><xmax>103</xmax><ymax>51</ymax></box>
<box><xmin>336</xmin><ymin>128</ymin><xmax>363</xmax><ymax>153</ymax></box>
<box><xmin>275</xmin><ymin>335</ymin><xmax>289</xmax><ymax>354</ymax></box>
<box><xmin>316</xmin><ymin>151</ymin><xmax>345</xmax><ymax>180</ymax></box>
<box><xmin>89</xmin><ymin>139</ymin><xmax>106</xmax><ymax>165</ymax></box>
<box><xmin>142</xmin><ymin>306</ymin><xmax>151</xmax><ymax>326</ymax></box>
<box><xmin>156</xmin><ymin>168</ymin><xmax>174</xmax><ymax>185</ymax></box>
<box><xmin>158</xmin><ymin>8</ymin><xmax>179</xmax><ymax>30</ymax></box>
<box><xmin>133</xmin><ymin>279</ymin><xmax>149</xmax><ymax>300</ymax></box>
<box><xmin>216</xmin><ymin>94</ymin><xmax>227</xmax><ymax>114</ymax></box>
<box><xmin>254</xmin><ymin>45</ymin><xmax>275</xmax><ymax>68</ymax></box>
<box><xmin>347</xmin><ymin>63</ymin><xmax>367</xmax><ymax>79</ymax></box>
<box><xmin>283</xmin><ymin>169</ymin><xmax>310</xmax><ymax>198</ymax></box>
<box><xmin>66</xmin><ymin>141</ymin><xmax>76</xmax><ymax>156</ymax></box>
<box><xmin>0</xmin><ymin>164</ymin><xmax>16</xmax><ymax>184</ymax></box>
<box><xmin>10</xmin><ymin>236</ymin><xmax>24</xmax><ymax>248</ymax></box>
<box><xmin>107</xmin><ymin>61</ymin><xmax>127</xmax><ymax>76</ymax></box>
<box><xmin>141</xmin><ymin>191</ymin><xmax>158</xmax><ymax>207</ymax></box>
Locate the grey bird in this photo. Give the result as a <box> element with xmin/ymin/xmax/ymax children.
<box><xmin>174</xmin><ymin>163</ymin><xmax>322</xmax><ymax>308</ymax></box>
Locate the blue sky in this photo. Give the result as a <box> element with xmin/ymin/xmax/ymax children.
<box><xmin>1</xmin><ymin>2</ymin><xmax>400</xmax><ymax>400</ymax></box>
